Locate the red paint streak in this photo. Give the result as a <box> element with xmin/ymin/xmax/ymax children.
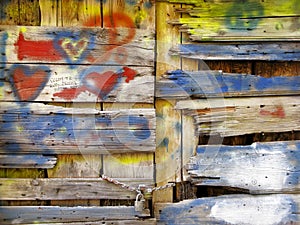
<box><xmin>122</xmin><ymin>67</ymin><xmax>138</xmax><ymax>83</ymax></box>
<box><xmin>14</xmin><ymin>33</ymin><xmax>62</xmax><ymax>61</ymax></box>
<box><xmin>260</xmin><ymin>105</ymin><xmax>286</xmax><ymax>118</ymax></box>
<box><xmin>53</xmin><ymin>67</ymin><xmax>138</xmax><ymax>100</ymax></box>
<box><xmin>53</xmin><ymin>86</ymin><xmax>87</xmax><ymax>100</ymax></box>
<box><xmin>12</xmin><ymin>67</ymin><xmax>49</xmax><ymax>101</ymax></box>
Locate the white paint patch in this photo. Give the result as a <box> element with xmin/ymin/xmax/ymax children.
<box><xmin>210</xmin><ymin>195</ymin><xmax>291</xmax><ymax>225</ymax></box>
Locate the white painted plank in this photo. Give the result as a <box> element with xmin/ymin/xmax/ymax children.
<box><xmin>187</xmin><ymin>141</ymin><xmax>300</xmax><ymax>194</ymax></box>
<box><xmin>157</xmin><ymin>194</ymin><xmax>300</xmax><ymax>225</ymax></box>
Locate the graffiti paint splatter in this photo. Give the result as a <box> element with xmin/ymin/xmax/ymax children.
<box><xmin>9</xmin><ymin>65</ymin><xmax>51</xmax><ymax>101</ymax></box>
<box><xmin>53</xmin><ymin>66</ymin><xmax>138</xmax><ymax>100</ymax></box>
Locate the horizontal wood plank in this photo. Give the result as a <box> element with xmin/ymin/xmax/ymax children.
<box><xmin>156</xmin><ymin>194</ymin><xmax>300</xmax><ymax>224</ymax></box>
<box><xmin>157</xmin><ymin>70</ymin><xmax>300</xmax><ymax>98</ymax></box>
<box><xmin>0</xmin><ymin>65</ymin><xmax>154</xmax><ymax>103</ymax></box>
<box><xmin>0</xmin><ymin>103</ymin><xmax>156</xmax><ymax>154</ymax></box>
<box><xmin>170</xmin><ymin>43</ymin><xmax>300</xmax><ymax>61</ymax></box>
<box><xmin>0</xmin><ymin>154</ymin><xmax>56</xmax><ymax>168</ymax></box>
<box><xmin>0</xmin><ymin>178</ymin><xmax>154</xmax><ymax>200</ymax></box>
<box><xmin>186</xmin><ymin>141</ymin><xmax>300</xmax><ymax>194</ymax></box>
<box><xmin>0</xmin><ymin>206</ymin><xmax>152</xmax><ymax>224</ymax></box>
<box><xmin>163</xmin><ymin>0</ymin><xmax>300</xmax><ymax>41</ymax></box>
<box><xmin>176</xmin><ymin>96</ymin><xmax>300</xmax><ymax>136</ymax></box>
<box><xmin>0</xmin><ymin>26</ymin><xmax>155</xmax><ymax>66</ymax></box>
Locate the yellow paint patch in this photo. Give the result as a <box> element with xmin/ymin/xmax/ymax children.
<box><xmin>16</xmin><ymin>125</ymin><xmax>24</xmax><ymax>132</ymax></box>
<box><xmin>112</xmin><ymin>153</ymin><xmax>152</xmax><ymax>165</ymax></box>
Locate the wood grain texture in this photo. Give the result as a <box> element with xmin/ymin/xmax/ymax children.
<box><xmin>163</xmin><ymin>0</ymin><xmax>300</xmax><ymax>41</ymax></box>
<box><xmin>187</xmin><ymin>141</ymin><xmax>300</xmax><ymax>194</ymax></box>
<box><xmin>0</xmin><ymin>178</ymin><xmax>153</xmax><ymax>200</ymax></box>
<box><xmin>171</xmin><ymin>43</ymin><xmax>300</xmax><ymax>61</ymax></box>
<box><xmin>157</xmin><ymin>70</ymin><xmax>300</xmax><ymax>99</ymax></box>
<box><xmin>177</xmin><ymin>96</ymin><xmax>300</xmax><ymax>137</ymax></box>
<box><xmin>156</xmin><ymin>194</ymin><xmax>300</xmax><ymax>224</ymax></box>
<box><xmin>0</xmin><ymin>103</ymin><xmax>156</xmax><ymax>154</ymax></box>
<box><xmin>154</xmin><ymin>1</ymin><xmax>182</xmax><ymax>203</ymax></box>
<box><xmin>0</xmin><ymin>26</ymin><xmax>155</xmax><ymax>66</ymax></box>
<box><xmin>0</xmin><ymin>64</ymin><xmax>154</xmax><ymax>103</ymax></box>
<box><xmin>0</xmin><ymin>155</ymin><xmax>56</xmax><ymax>169</ymax></box>
<box><xmin>0</xmin><ymin>205</ymin><xmax>153</xmax><ymax>224</ymax></box>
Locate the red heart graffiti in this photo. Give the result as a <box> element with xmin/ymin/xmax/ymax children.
<box><xmin>11</xmin><ymin>66</ymin><xmax>50</xmax><ymax>101</ymax></box>
<box><xmin>83</xmin><ymin>71</ymin><xmax>119</xmax><ymax>99</ymax></box>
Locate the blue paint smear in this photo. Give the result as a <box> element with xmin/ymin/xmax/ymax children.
<box><xmin>0</xmin><ymin>32</ymin><xmax>8</xmax><ymax>79</ymax></box>
<box><xmin>163</xmin><ymin>69</ymin><xmax>300</xmax><ymax>97</ymax></box>
<box><xmin>0</xmin><ymin>0</ymin><xmax>10</xmax><ymax>20</ymax></box>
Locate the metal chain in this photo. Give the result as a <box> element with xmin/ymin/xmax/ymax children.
<box><xmin>101</xmin><ymin>174</ymin><xmax>175</xmax><ymax>194</ymax></box>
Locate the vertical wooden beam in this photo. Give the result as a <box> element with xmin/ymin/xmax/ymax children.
<box><xmin>101</xmin><ymin>0</ymin><xmax>156</xmax><ymax>207</ymax></box>
<box><xmin>39</xmin><ymin>0</ymin><xmax>59</xmax><ymax>26</ymax></box>
<box><xmin>0</xmin><ymin>0</ymin><xmax>19</xmax><ymax>25</ymax></box>
<box><xmin>19</xmin><ymin>0</ymin><xmax>40</xmax><ymax>26</ymax></box>
<box><xmin>154</xmin><ymin>2</ymin><xmax>181</xmax><ymax>203</ymax></box>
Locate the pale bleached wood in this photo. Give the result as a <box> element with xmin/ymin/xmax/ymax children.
<box><xmin>156</xmin><ymin>194</ymin><xmax>300</xmax><ymax>224</ymax></box>
<box><xmin>0</xmin><ymin>205</ymin><xmax>152</xmax><ymax>224</ymax></box>
<box><xmin>0</xmin><ymin>178</ymin><xmax>153</xmax><ymax>200</ymax></box>
<box><xmin>29</xmin><ymin>220</ymin><xmax>157</xmax><ymax>225</ymax></box>
<box><xmin>176</xmin><ymin>96</ymin><xmax>300</xmax><ymax>137</ymax></box>
<box><xmin>0</xmin><ymin>155</ymin><xmax>56</xmax><ymax>169</ymax></box>
<box><xmin>39</xmin><ymin>0</ymin><xmax>59</xmax><ymax>26</ymax></box>
<box><xmin>187</xmin><ymin>141</ymin><xmax>300</xmax><ymax>194</ymax></box>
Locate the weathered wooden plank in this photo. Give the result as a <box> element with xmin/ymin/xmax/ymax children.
<box><xmin>0</xmin><ymin>64</ymin><xmax>154</xmax><ymax>103</ymax></box>
<box><xmin>0</xmin><ymin>154</ymin><xmax>56</xmax><ymax>169</ymax></box>
<box><xmin>0</xmin><ymin>26</ymin><xmax>154</xmax><ymax>66</ymax></box>
<box><xmin>154</xmin><ymin>0</ymin><xmax>182</xmax><ymax>204</ymax></box>
<box><xmin>0</xmin><ymin>178</ymin><xmax>153</xmax><ymax>200</ymax></box>
<box><xmin>171</xmin><ymin>43</ymin><xmax>300</xmax><ymax>61</ymax></box>
<box><xmin>19</xmin><ymin>0</ymin><xmax>40</xmax><ymax>26</ymax></box>
<box><xmin>163</xmin><ymin>0</ymin><xmax>300</xmax><ymax>41</ymax></box>
<box><xmin>176</xmin><ymin>96</ymin><xmax>300</xmax><ymax>137</ymax></box>
<box><xmin>0</xmin><ymin>205</ymin><xmax>151</xmax><ymax>224</ymax></box>
<box><xmin>103</xmin><ymin>0</ymin><xmax>155</xmax><ymax>31</ymax></box>
<box><xmin>0</xmin><ymin>103</ymin><xmax>156</xmax><ymax>154</ymax></box>
<box><xmin>0</xmin><ymin>0</ymin><xmax>19</xmax><ymax>25</ymax></box>
<box><xmin>39</xmin><ymin>0</ymin><xmax>60</xmax><ymax>26</ymax></box>
<box><xmin>156</xmin><ymin>194</ymin><xmax>300</xmax><ymax>224</ymax></box>
<box><xmin>187</xmin><ymin>141</ymin><xmax>300</xmax><ymax>194</ymax></box>
<box><xmin>157</xmin><ymin>70</ymin><xmax>300</xmax><ymax>99</ymax></box>
<box><xmin>173</xmin><ymin>0</ymin><xmax>299</xmax><ymax>18</ymax></box>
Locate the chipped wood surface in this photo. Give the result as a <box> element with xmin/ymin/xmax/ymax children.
<box><xmin>0</xmin><ymin>155</ymin><xmax>56</xmax><ymax>169</ymax></box>
<box><xmin>171</xmin><ymin>43</ymin><xmax>300</xmax><ymax>61</ymax></box>
<box><xmin>157</xmin><ymin>70</ymin><xmax>300</xmax><ymax>99</ymax></box>
<box><xmin>0</xmin><ymin>103</ymin><xmax>156</xmax><ymax>154</ymax></box>
<box><xmin>177</xmin><ymin>96</ymin><xmax>300</xmax><ymax>137</ymax></box>
<box><xmin>187</xmin><ymin>141</ymin><xmax>300</xmax><ymax>194</ymax></box>
<box><xmin>156</xmin><ymin>194</ymin><xmax>300</xmax><ymax>224</ymax></box>
<box><xmin>0</xmin><ymin>178</ymin><xmax>153</xmax><ymax>200</ymax></box>
<box><xmin>0</xmin><ymin>205</ymin><xmax>152</xmax><ymax>224</ymax></box>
